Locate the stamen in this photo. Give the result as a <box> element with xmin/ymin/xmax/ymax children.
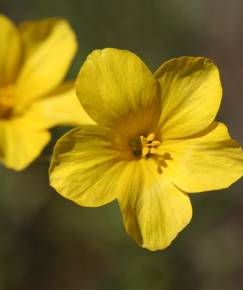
<box><xmin>129</xmin><ymin>132</ymin><xmax>161</xmax><ymax>158</ymax></box>
<box><xmin>151</xmin><ymin>141</ymin><xmax>160</xmax><ymax>147</ymax></box>
<box><xmin>142</xmin><ymin>146</ymin><xmax>150</xmax><ymax>157</ymax></box>
<box><xmin>147</xmin><ymin>133</ymin><xmax>155</xmax><ymax>142</ymax></box>
<box><xmin>140</xmin><ymin>132</ymin><xmax>161</xmax><ymax>158</ymax></box>
<box><xmin>149</xmin><ymin>147</ymin><xmax>158</xmax><ymax>155</ymax></box>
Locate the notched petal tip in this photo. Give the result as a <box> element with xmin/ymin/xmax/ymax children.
<box><xmin>76</xmin><ymin>47</ymin><xmax>160</xmax><ymax>129</ymax></box>
<box><xmin>159</xmin><ymin>122</ymin><xmax>243</xmax><ymax>193</ymax></box>
<box><xmin>154</xmin><ymin>56</ymin><xmax>223</xmax><ymax>139</ymax></box>
<box><xmin>117</xmin><ymin>160</ymin><xmax>192</xmax><ymax>251</ymax></box>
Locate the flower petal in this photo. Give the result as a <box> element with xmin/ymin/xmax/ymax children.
<box><xmin>14</xmin><ymin>18</ymin><xmax>77</xmax><ymax>110</ymax></box>
<box><xmin>76</xmin><ymin>48</ymin><xmax>160</xmax><ymax>130</ymax></box>
<box><xmin>0</xmin><ymin>14</ymin><xmax>21</xmax><ymax>85</ymax></box>
<box><xmin>117</xmin><ymin>159</ymin><xmax>192</xmax><ymax>251</ymax></box>
<box><xmin>0</xmin><ymin>117</ymin><xmax>50</xmax><ymax>171</ymax></box>
<box><xmin>158</xmin><ymin>122</ymin><xmax>243</xmax><ymax>192</ymax></box>
<box><xmin>25</xmin><ymin>81</ymin><xmax>95</xmax><ymax>129</ymax></box>
<box><xmin>155</xmin><ymin>57</ymin><xmax>222</xmax><ymax>139</ymax></box>
<box><xmin>49</xmin><ymin>125</ymin><xmax>126</xmax><ymax>207</ymax></box>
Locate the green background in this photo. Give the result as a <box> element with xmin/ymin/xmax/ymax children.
<box><xmin>1</xmin><ymin>0</ymin><xmax>243</xmax><ymax>289</ymax></box>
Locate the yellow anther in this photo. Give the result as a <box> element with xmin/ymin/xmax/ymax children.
<box><xmin>129</xmin><ymin>132</ymin><xmax>161</xmax><ymax>158</ymax></box>
<box><xmin>147</xmin><ymin>133</ymin><xmax>156</xmax><ymax>142</ymax></box>
<box><xmin>140</xmin><ymin>132</ymin><xmax>161</xmax><ymax>158</ymax></box>
<box><xmin>149</xmin><ymin>147</ymin><xmax>158</xmax><ymax>155</ymax></box>
<box><xmin>140</xmin><ymin>136</ymin><xmax>146</xmax><ymax>146</ymax></box>
<box><xmin>142</xmin><ymin>146</ymin><xmax>150</xmax><ymax>157</ymax></box>
<box><xmin>151</xmin><ymin>140</ymin><xmax>161</xmax><ymax>147</ymax></box>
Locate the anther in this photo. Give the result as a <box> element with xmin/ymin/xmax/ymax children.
<box><xmin>140</xmin><ymin>132</ymin><xmax>160</xmax><ymax>158</ymax></box>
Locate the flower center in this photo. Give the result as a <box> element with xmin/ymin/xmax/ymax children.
<box><xmin>129</xmin><ymin>132</ymin><xmax>161</xmax><ymax>158</ymax></box>
<box><xmin>0</xmin><ymin>85</ymin><xmax>14</xmax><ymax>119</ymax></box>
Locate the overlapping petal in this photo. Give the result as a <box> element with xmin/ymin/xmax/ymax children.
<box><xmin>0</xmin><ymin>15</ymin><xmax>21</xmax><ymax>85</ymax></box>
<box><xmin>0</xmin><ymin>117</ymin><xmax>50</xmax><ymax>171</ymax></box>
<box><xmin>155</xmin><ymin>57</ymin><xmax>222</xmax><ymax>139</ymax></box>
<box><xmin>117</xmin><ymin>159</ymin><xmax>192</xmax><ymax>251</ymax></box>
<box><xmin>76</xmin><ymin>48</ymin><xmax>161</xmax><ymax>131</ymax></box>
<box><xmin>158</xmin><ymin>122</ymin><xmax>243</xmax><ymax>192</ymax></box>
<box><xmin>14</xmin><ymin>18</ymin><xmax>77</xmax><ymax>111</ymax></box>
<box><xmin>49</xmin><ymin>125</ymin><xmax>126</xmax><ymax>207</ymax></box>
<box><xmin>24</xmin><ymin>81</ymin><xmax>95</xmax><ymax>129</ymax></box>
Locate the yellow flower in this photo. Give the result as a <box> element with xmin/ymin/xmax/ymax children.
<box><xmin>0</xmin><ymin>15</ymin><xmax>92</xmax><ymax>170</ymax></box>
<box><xmin>49</xmin><ymin>48</ymin><xmax>243</xmax><ymax>251</ymax></box>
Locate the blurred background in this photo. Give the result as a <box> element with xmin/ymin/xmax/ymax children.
<box><xmin>0</xmin><ymin>0</ymin><xmax>243</xmax><ymax>289</ymax></box>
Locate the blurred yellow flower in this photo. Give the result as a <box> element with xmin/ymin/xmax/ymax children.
<box><xmin>0</xmin><ymin>15</ymin><xmax>92</xmax><ymax>170</ymax></box>
<box><xmin>49</xmin><ymin>48</ymin><xmax>243</xmax><ymax>251</ymax></box>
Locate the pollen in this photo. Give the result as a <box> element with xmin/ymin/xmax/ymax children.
<box><xmin>129</xmin><ymin>132</ymin><xmax>161</xmax><ymax>158</ymax></box>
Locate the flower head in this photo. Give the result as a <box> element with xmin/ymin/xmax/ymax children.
<box><xmin>49</xmin><ymin>48</ymin><xmax>243</xmax><ymax>251</ymax></box>
<box><xmin>0</xmin><ymin>15</ymin><xmax>92</xmax><ymax>170</ymax></box>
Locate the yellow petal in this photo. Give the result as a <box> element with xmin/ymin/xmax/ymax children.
<box><xmin>0</xmin><ymin>14</ymin><xmax>21</xmax><ymax>85</ymax></box>
<box><xmin>49</xmin><ymin>125</ymin><xmax>125</xmax><ymax>207</ymax></box>
<box><xmin>14</xmin><ymin>18</ymin><xmax>77</xmax><ymax>111</ymax></box>
<box><xmin>76</xmin><ymin>48</ymin><xmax>161</xmax><ymax>131</ymax></box>
<box><xmin>147</xmin><ymin>133</ymin><xmax>155</xmax><ymax>141</ymax></box>
<box><xmin>155</xmin><ymin>57</ymin><xmax>222</xmax><ymax>139</ymax></box>
<box><xmin>158</xmin><ymin>122</ymin><xmax>243</xmax><ymax>192</ymax></box>
<box><xmin>117</xmin><ymin>159</ymin><xmax>192</xmax><ymax>251</ymax></box>
<box><xmin>0</xmin><ymin>117</ymin><xmax>50</xmax><ymax>171</ymax></box>
<box><xmin>24</xmin><ymin>81</ymin><xmax>95</xmax><ymax>129</ymax></box>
